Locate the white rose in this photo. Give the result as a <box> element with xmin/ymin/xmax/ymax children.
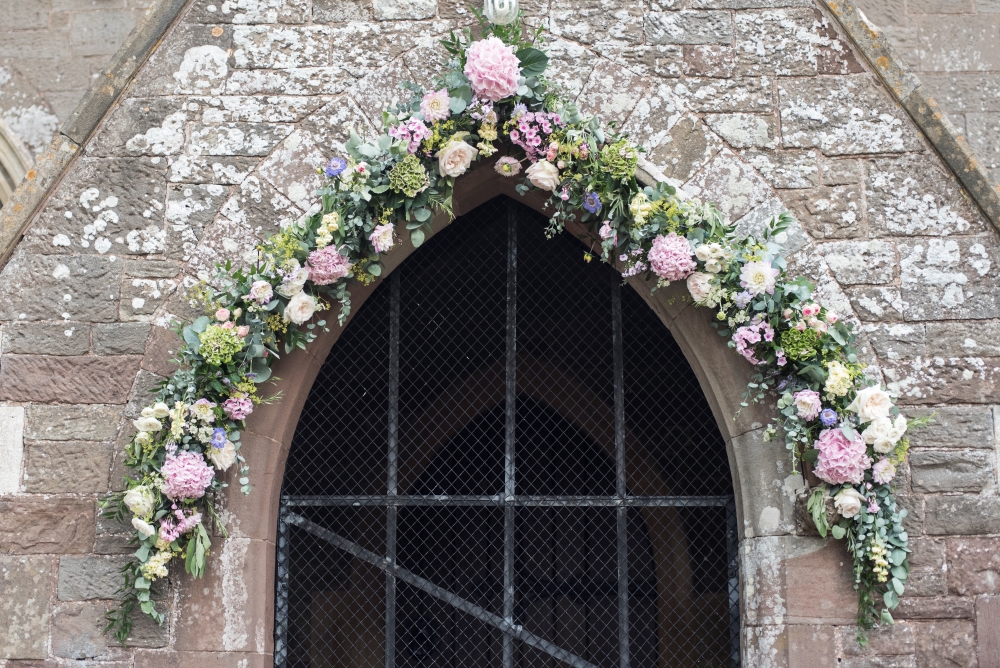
<box><xmin>704</xmin><ymin>259</ymin><xmax>723</xmax><ymax>274</ymax></box>
<box><xmin>862</xmin><ymin>416</ymin><xmax>903</xmax><ymax>454</ymax></box>
<box><xmin>889</xmin><ymin>414</ymin><xmax>908</xmax><ymax>441</ymax></box>
<box><xmin>846</xmin><ymin>386</ymin><xmax>893</xmax><ymax>424</ymax></box>
<box><xmin>151</xmin><ymin>402</ymin><xmax>171</xmax><ymax>419</ymax></box>
<box><xmin>284</xmin><ymin>291</ymin><xmax>317</xmax><ymax>325</ymax></box>
<box><xmin>525</xmin><ymin>159</ymin><xmax>560</xmax><ymax>191</ymax></box>
<box><xmin>132</xmin><ymin>517</ymin><xmax>157</xmax><ymax>539</ymax></box>
<box><xmin>686</xmin><ymin>272</ymin><xmax>714</xmax><ymax>304</ymax></box>
<box><xmin>833</xmin><ymin>487</ymin><xmax>866</xmax><ymax>519</ymax></box>
<box><xmin>133</xmin><ymin>416</ymin><xmax>162</xmax><ymax>432</ymax></box>
<box><xmin>124</xmin><ymin>486</ymin><xmax>157</xmax><ymax>519</ymax></box>
<box><xmin>208</xmin><ymin>440</ymin><xmax>237</xmax><ymax>471</ymax></box>
<box><xmin>276</xmin><ymin>261</ymin><xmax>310</xmax><ymax>298</ymax></box>
<box><xmin>437</xmin><ymin>140</ymin><xmax>478</xmax><ymax>178</ymax></box>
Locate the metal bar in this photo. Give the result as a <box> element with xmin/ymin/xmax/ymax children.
<box><xmin>282</xmin><ymin>494</ymin><xmax>734</xmax><ymax>508</ymax></box>
<box><xmin>288</xmin><ymin>513</ymin><xmax>600</xmax><ymax>668</ymax></box>
<box><xmin>726</xmin><ymin>498</ymin><xmax>742</xmax><ymax>668</ymax></box>
<box><xmin>273</xmin><ymin>502</ymin><xmax>292</xmax><ymax>668</ymax></box>
<box><xmin>503</xmin><ymin>198</ymin><xmax>518</xmax><ymax>668</ymax></box>
<box><xmin>611</xmin><ymin>277</ymin><xmax>629</xmax><ymax>668</ymax></box>
<box><xmin>385</xmin><ymin>270</ymin><xmax>401</xmax><ymax>668</ymax></box>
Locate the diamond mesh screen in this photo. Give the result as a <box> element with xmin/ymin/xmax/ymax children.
<box><xmin>276</xmin><ymin>196</ymin><xmax>739</xmax><ymax>668</ymax></box>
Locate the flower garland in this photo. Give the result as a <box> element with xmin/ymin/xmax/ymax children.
<box><xmin>100</xmin><ymin>10</ymin><xmax>916</xmax><ymax>646</ymax></box>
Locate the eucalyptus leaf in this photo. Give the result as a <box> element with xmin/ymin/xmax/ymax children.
<box><xmin>411</xmin><ymin>228</ymin><xmax>425</xmax><ymax>247</ymax></box>
<box><xmin>830</xmin><ymin>524</ymin><xmax>846</xmax><ymax>540</ymax></box>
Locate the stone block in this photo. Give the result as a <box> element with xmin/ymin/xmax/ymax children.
<box><xmin>58</xmin><ymin>555</ymin><xmax>131</xmax><ymax>601</ymax></box>
<box><xmin>968</xmin><ymin>112</ymin><xmax>1000</xmax><ymax>171</ymax></box>
<box><xmin>851</xmin><ymin>0</ymin><xmax>906</xmax><ymax>27</ymax></box>
<box><xmin>883</xmin><ymin>356</ymin><xmax>1000</xmax><ymax>405</ymax></box>
<box><xmin>977</xmin><ymin>595</ymin><xmax>1000</xmax><ymax>668</ymax></box>
<box><xmin>741</xmin><ymin>150</ymin><xmax>819</xmax><ymax>189</ymax></box>
<box><xmin>0</xmin><ymin>556</ymin><xmax>51</xmax><ymax>659</ymax></box>
<box><xmin>899</xmin><ymin>236</ymin><xmax>1000</xmax><ymax>321</ymax></box>
<box><xmin>678</xmin><ymin>78</ymin><xmax>773</xmax><ymax>113</ymax></box>
<box><xmin>0</xmin><ymin>498</ymin><xmax>95</xmax><ymax>554</ymax></box>
<box><xmin>908</xmin><ymin>0</ymin><xmax>975</xmax><ymax>12</ymax></box>
<box><xmin>704</xmin><ymin>113</ymin><xmax>778</xmax><ymax>149</ymax></box>
<box><xmin>897</xmin><ymin>595</ymin><xmax>975</xmax><ymax>620</ymax></box>
<box><xmin>577</xmin><ymin>58</ymin><xmax>650</xmax><ymax>128</ymax></box>
<box><xmin>920</xmin><ymin>74</ymin><xmax>1000</xmax><ymax>114</ymax></box>
<box><xmin>128</xmin><ymin>24</ymin><xmax>233</xmax><ymax>97</ymax></box>
<box><xmin>0</xmin><ymin>404</ymin><xmax>25</xmax><ymax>495</ymax></box>
<box><xmin>166</xmin><ymin>155</ymin><xmax>259</xmax><ymax>186</ymax></box>
<box><xmin>946</xmin><ymin>538</ymin><xmax>1000</xmax><ymax>595</ymax></box>
<box><xmin>0</xmin><ymin>355</ymin><xmax>142</xmax><ymax>404</ymax></box>
<box><xmin>787</xmin><ymin>624</ymin><xmax>836</xmax><ymax>668</ymax></box>
<box><xmin>131</xmin><ymin>651</ymin><xmax>273</xmax><ymax>667</ymax></box>
<box><xmin>548</xmin><ymin>0</ymin><xmax>643</xmax><ymax>47</ymax></box>
<box><xmin>784</xmin><ymin>540</ymin><xmax>858</xmax><ymax>625</ymax></box>
<box><xmin>24</xmin><ymin>403</ymin><xmax>122</xmax><ymax>442</ymax></box>
<box><xmin>845</xmin><ymin>286</ymin><xmax>907</xmax><ymax>322</ymax></box>
<box><xmin>909</xmin><ymin>537</ymin><xmax>946</xmax><ymax>571</ymax></box>
<box><xmin>1</xmin><ymin>322</ymin><xmax>90</xmax><ymax>355</ymax></box>
<box><xmin>779</xmin><ymin>75</ymin><xmax>923</xmax><ymax>156</ymax></box>
<box><xmin>644</xmin><ymin>11</ymin><xmax>733</xmax><ymax>45</ymax></box>
<box><xmin>822</xmin><ymin>158</ymin><xmax>862</xmax><ymax>186</ymax></box>
<box><xmin>733</xmin><ymin>9</ymin><xmax>818</xmax><ymax>76</ymax></box>
<box><xmin>907</xmin><ymin>571</ymin><xmax>948</xmax><ymax>597</ymax></box>
<box><xmin>646</xmin><ymin>115</ymin><xmax>723</xmax><ymax>183</ymax></box>
<box><xmin>692</xmin><ymin>0</ymin><xmax>811</xmax><ymax>6</ymax></box>
<box><xmin>257</xmin><ymin>130</ymin><xmax>327</xmax><ymax>211</ymax></box>
<box><xmin>93</xmin><ymin>323</ymin><xmax>151</xmax><ymax>355</ymax></box>
<box><xmin>903</xmin><ymin>407</ymin><xmax>995</xmax><ymax>450</ymax></box>
<box><xmin>125</xmin><ymin>369</ymin><xmax>165</xmax><ymax>418</ymax></box>
<box><xmin>120</xmin><ymin>276</ymin><xmax>180</xmax><ymax>322</ymax></box>
<box><xmin>782</xmin><ymin>186</ymin><xmax>865</xmax><ymax>240</ymax></box>
<box><xmin>0</xmin><ymin>0</ymin><xmax>51</xmax><ymax>29</ymax></box>
<box><xmin>866</xmin><ymin>154</ymin><xmax>988</xmax><ymax>237</ymax></box>
<box><xmin>163</xmin><ymin>182</ymin><xmax>229</xmax><ymax>261</ymax></box>
<box><xmin>913</xmin><ymin>620</ymin><xmax>977</xmax><ymax>667</ymax></box>
<box><xmin>682</xmin><ymin>44</ymin><xmax>736</xmax><ymax>78</ymax></box>
<box><xmin>185</xmin><ymin>0</ymin><xmax>310</xmax><ymax>23</ymax></box>
<box><xmin>924</xmin><ymin>495</ymin><xmax>1000</xmax><ymax>535</ymax></box>
<box><xmin>0</xmin><ymin>254</ymin><xmax>121</xmax><ymax>322</ymax></box>
<box><xmin>187</xmin><ymin>123</ymin><xmax>295</xmax><ymax>157</ymax></box>
<box><xmin>232</xmin><ymin>25</ymin><xmax>332</xmax><ymax>69</ymax></box>
<box><xmin>863</xmin><ymin>323</ymin><xmax>926</xmax><ymax>361</ymax></box>
<box><xmin>313</xmin><ymin>0</ymin><xmax>372</xmax><ymax>21</ymax></box>
<box><xmin>840</xmin><ymin>621</ymin><xmax>914</xmax><ymax>656</ymax></box>
<box><xmin>70</xmin><ymin>9</ymin><xmax>138</xmax><ymax>56</ymax></box>
<box><xmin>910</xmin><ymin>450</ymin><xmax>993</xmax><ymax>493</ymax></box>
<box><xmin>52</xmin><ymin>602</ymin><xmax>108</xmax><ymax>659</ymax></box>
<box><xmin>925</xmin><ymin>321</ymin><xmax>1000</xmax><ymax>358</ymax></box>
<box><xmin>819</xmin><ymin>239</ymin><xmax>895</xmax><ymax>285</ymax></box>
<box><xmin>373</xmin><ymin>0</ymin><xmax>435</xmax><ymax>20</ymax></box>
<box><xmin>685</xmin><ymin>150</ymin><xmax>771</xmax><ymax>221</ymax></box>
<box><xmin>23</xmin><ymin>441</ymin><xmax>112</xmax><ymax>494</ymax></box>
<box><xmin>917</xmin><ymin>15</ymin><xmax>1000</xmax><ymax>72</ymax></box>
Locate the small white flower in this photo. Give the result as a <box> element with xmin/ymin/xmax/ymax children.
<box><xmin>132</xmin><ymin>517</ymin><xmax>157</xmax><ymax>539</ymax></box>
<box><xmin>151</xmin><ymin>402</ymin><xmax>171</xmax><ymax>419</ymax></box>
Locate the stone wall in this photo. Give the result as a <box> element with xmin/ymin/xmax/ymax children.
<box><xmin>1</xmin><ymin>0</ymin><xmax>1000</xmax><ymax>666</ymax></box>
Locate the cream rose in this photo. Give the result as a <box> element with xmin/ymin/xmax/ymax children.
<box><xmin>686</xmin><ymin>272</ymin><xmax>714</xmax><ymax>304</ymax></box>
<box><xmin>862</xmin><ymin>415</ymin><xmax>906</xmax><ymax>454</ymax></box>
<box><xmin>208</xmin><ymin>440</ymin><xmax>237</xmax><ymax>471</ymax></box>
<box><xmin>284</xmin><ymin>291</ymin><xmax>317</xmax><ymax>325</ymax></box>
<box><xmin>437</xmin><ymin>140</ymin><xmax>478</xmax><ymax>178</ymax></box>
<box><xmin>132</xmin><ymin>517</ymin><xmax>157</xmax><ymax>539</ymax></box>
<box><xmin>276</xmin><ymin>261</ymin><xmax>310</xmax><ymax>298</ymax></box>
<box><xmin>833</xmin><ymin>487</ymin><xmax>866</xmax><ymax>519</ymax></box>
<box><xmin>151</xmin><ymin>402</ymin><xmax>171</xmax><ymax>419</ymax></box>
<box><xmin>525</xmin><ymin>159</ymin><xmax>560</xmax><ymax>191</ymax></box>
<box><xmin>847</xmin><ymin>386</ymin><xmax>893</xmax><ymax>424</ymax></box>
<box><xmin>124</xmin><ymin>485</ymin><xmax>157</xmax><ymax>519</ymax></box>
<box><xmin>133</xmin><ymin>416</ymin><xmax>162</xmax><ymax>432</ymax></box>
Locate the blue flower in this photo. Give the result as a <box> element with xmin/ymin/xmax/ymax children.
<box><xmin>210</xmin><ymin>427</ymin><xmax>228</xmax><ymax>449</ymax></box>
<box><xmin>583</xmin><ymin>191</ymin><xmax>602</xmax><ymax>214</ymax></box>
<box><xmin>819</xmin><ymin>408</ymin><xmax>838</xmax><ymax>427</ymax></box>
<box><xmin>324</xmin><ymin>157</ymin><xmax>348</xmax><ymax>178</ymax></box>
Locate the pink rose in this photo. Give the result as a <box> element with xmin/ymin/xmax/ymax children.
<box><xmin>813</xmin><ymin>428</ymin><xmax>870</xmax><ymax>485</ymax></box>
<box><xmin>236</xmin><ymin>325</ymin><xmax>250</xmax><ymax>337</ymax></box>
<box><xmin>792</xmin><ymin>389</ymin><xmax>822</xmax><ymax>421</ymax></box>
<box><xmin>215</xmin><ymin>308</ymin><xmax>230</xmax><ymax>321</ymax></box>
<box><xmin>463</xmin><ymin>36</ymin><xmax>521</xmax><ymax>102</ymax></box>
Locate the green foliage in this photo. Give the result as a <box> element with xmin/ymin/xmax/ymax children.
<box><xmin>780</xmin><ymin>327</ymin><xmax>820</xmax><ymax>361</ymax></box>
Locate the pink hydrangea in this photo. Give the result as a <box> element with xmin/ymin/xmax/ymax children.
<box><xmin>792</xmin><ymin>389</ymin><xmax>822</xmax><ymax>421</ymax></box>
<box><xmin>463</xmin><ymin>36</ymin><xmax>521</xmax><ymax>102</ymax></box>
<box><xmin>223</xmin><ymin>395</ymin><xmax>253</xmax><ymax>420</ymax></box>
<box><xmin>648</xmin><ymin>233</ymin><xmax>696</xmax><ymax>282</ymax></box>
<box><xmin>161</xmin><ymin>450</ymin><xmax>215</xmax><ymax>500</ymax></box>
<box><xmin>388</xmin><ymin>118</ymin><xmax>432</xmax><ymax>153</ymax></box>
<box><xmin>732</xmin><ymin>318</ymin><xmax>774</xmax><ymax>365</ymax></box>
<box><xmin>307</xmin><ymin>245</ymin><xmax>351</xmax><ymax>285</ymax></box>
<box><xmin>813</xmin><ymin>428</ymin><xmax>871</xmax><ymax>485</ymax></box>
<box><xmin>872</xmin><ymin>457</ymin><xmax>896</xmax><ymax>485</ymax></box>
<box><xmin>420</xmin><ymin>88</ymin><xmax>451</xmax><ymax>123</ymax></box>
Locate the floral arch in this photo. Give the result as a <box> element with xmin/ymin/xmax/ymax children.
<box><xmin>102</xmin><ymin>12</ymin><xmax>916</xmax><ymax>657</ymax></box>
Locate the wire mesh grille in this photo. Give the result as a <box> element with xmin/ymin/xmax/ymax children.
<box><xmin>277</xmin><ymin>196</ymin><xmax>739</xmax><ymax>668</ymax></box>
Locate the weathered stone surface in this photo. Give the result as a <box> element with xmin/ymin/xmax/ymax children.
<box><xmin>52</xmin><ymin>601</ymin><xmax>107</xmax><ymax>659</ymax></box>
<box><xmin>93</xmin><ymin>322</ymin><xmax>151</xmax><ymax>355</ymax></box>
<box><xmin>686</xmin><ymin>150</ymin><xmax>771</xmax><ymax>221</ymax></box>
<box><xmin>24</xmin><ymin>403</ymin><xmax>122</xmax><ymax>442</ymax></box>
<box><xmin>313</xmin><ymin>0</ymin><xmax>373</xmax><ymax>22</ymax></box>
<box><xmin>920</xmin><ymin>73</ymin><xmax>1000</xmax><ymax>114</ymax></box>
<box><xmin>163</xmin><ymin>182</ymin><xmax>229</xmax><ymax>261</ymax></box>
<box><xmin>58</xmin><ymin>555</ymin><xmax>131</xmax><ymax>601</ymax></box>
<box><xmin>732</xmin><ymin>429</ymin><xmax>798</xmax><ymax>538</ymax></box>
<box><xmin>0</xmin><ymin>254</ymin><xmax>121</xmax><ymax>322</ymax></box>
<box><xmin>910</xmin><ymin>450</ymin><xmax>993</xmax><ymax>493</ymax></box>
<box><xmin>86</xmin><ymin>97</ymin><xmax>187</xmax><ymax>157</ymax></box>
<box><xmin>883</xmin><ymin>355</ymin><xmax>1000</xmax><ymax>404</ymax></box>
<box><xmin>1</xmin><ymin>322</ymin><xmax>90</xmax><ymax>355</ymax></box>
<box><xmin>373</xmin><ymin>0</ymin><xmax>435</xmax><ymax>20</ymax></box>
<box><xmin>0</xmin><ymin>498</ymin><xmax>94</xmax><ymax>554</ymax></box>
<box><xmin>898</xmin><ymin>596</ymin><xmax>975</xmax><ymax>620</ymax></box>
<box><xmin>840</xmin><ymin>621</ymin><xmax>914</xmax><ymax>657</ymax></box>
<box><xmin>300</xmin><ymin>95</ymin><xmax>377</xmax><ymax>158</ymax></box>
<box><xmin>131</xmin><ymin>650</ymin><xmax>273</xmax><ymax>667</ymax></box>
<box><xmin>946</xmin><ymin>538</ymin><xmax>1000</xmax><ymax>596</ymax></box>
<box><xmin>846</xmin><ymin>286</ymin><xmax>908</xmax><ymax>322</ymax></box>
<box><xmin>191</xmin><ymin>95</ymin><xmax>325</xmax><ymax>125</ymax></box>
<box><xmin>819</xmin><ymin>240</ymin><xmax>896</xmax><ymax>285</ymax></box>
<box><xmin>913</xmin><ymin>620</ymin><xmax>977</xmax><ymax>667</ymax></box>
<box><xmin>0</xmin><ymin>355</ymin><xmax>141</xmax><ymax>403</ymax></box>
<box><xmin>0</xmin><ymin>404</ymin><xmax>24</xmax><ymax>495</ymax></box>
<box><xmin>188</xmin><ymin>123</ymin><xmax>294</xmax><ymax>157</ymax></box>
<box><xmin>779</xmin><ymin>75</ymin><xmax>923</xmax><ymax>155</ymax></box>
<box><xmin>924</xmin><ymin>495</ymin><xmax>1000</xmax><ymax>535</ymax></box>
<box><xmin>23</xmin><ymin>441</ymin><xmax>112</xmax><ymax>493</ymax></box>
<box><xmin>704</xmin><ymin>113</ymin><xmax>778</xmax><ymax>149</ymax></box>
<box><xmin>867</xmin><ymin>155</ymin><xmax>988</xmax><ymax>237</ymax></box>
<box><xmin>782</xmin><ymin>185</ymin><xmax>864</xmax><ymax>239</ymax></box>
<box><xmin>788</xmin><ymin>625</ymin><xmax>836</xmax><ymax>667</ymax></box>
<box><xmin>645</xmin><ymin>114</ymin><xmax>722</xmax><ymax>183</ymax></box>
<box><xmin>742</xmin><ymin>150</ymin><xmax>819</xmax><ymax>189</ymax></box>
<box><xmin>864</xmin><ymin>323</ymin><xmax>926</xmax><ymax>361</ymax></box>
<box><xmin>0</xmin><ymin>556</ymin><xmax>51</xmax><ymax>659</ymax></box>
<box><xmin>916</xmin><ymin>14</ymin><xmax>1000</xmax><ymax>72</ymax></box>
<box><xmin>186</xmin><ymin>0</ymin><xmax>310</xmax><ymax>23</ymax></box>
<box><xmin>120</xmin><ymin>275</ymin><xmax>180</xmax><ymax>322</ymax></box>
<box><xmin>257</xmin><ymin>130</ymin><xmax>326</xmax><ymax>211</ymax></box>
<box><xmin>232</xmin><ymin>25</ymin><xmax>332</xmax><ymax>69</ymax></box>
<box><xmin>733</xmin><ymin>9</ymin><xmax>818</xmax><ymax>77</ymax></box>
<box><xmin>225</xmin><ymin>67</ymin><xmax>350</xmax><ymax>97</ymax></box>
<box><xmin>644</xmin><ymin>11</ymin><xmax>732</xmax><ymax>46</ymax></box>
<box><xmin>577</xmin><ymin>58</ymin><xmax>650</xmax><ymax>127</ymax></box>
<box><xmin>125</xmin><ymin>369</ymin><xmax>165</xmax><ymax>418</ymax></box>
<box><xmin>925</xmin><ymin>320</ymin><xmax>1000</xmax><ymax>358</ymax></box>
<box><xmin>682</xmin><ymin>44</ymin><xmax>736</xmax><ymax>78</ymax></box>
<box><xmin>167</xmin><ymin>155</ymin><xmax>259</xmax><ymax>186</ymax></box>
<box><xmin>548</xmin><ymin>0</ymin><xmax>643</xmax><ymax>47</ymax></box>
<box><xmin>822</xmin><ymin>158</ymin><xmax>862</xmax><ymax>186</ymax></box>
<box><xmin>128</xmin><ymin>24</ymin><xmax>234</xmax><ymax>97</ymax></box>
<box><xmin>906</xmin><ymin>571</ymin><xmax>948</xmax><ymax>597</ymax></box>
<box><xmin>678</xmin><ymin>77</ymin><xmax>772</xmax><ymax>113</ymax></box>
<box><xmin>899</xmin><ymin>236</ymin><xmax>1000</xmax><ymax>321</ymax></box>
<box><xmin>620</xmin><ymin>81</ymin><xmax>685</xmax><ymax>153</ymax></box>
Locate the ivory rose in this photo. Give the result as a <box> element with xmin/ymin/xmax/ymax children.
<box><xmin>833</xmin><ymin>487</ymin><xmax>866</xmax><ymax>519</ymax></box>
<box><xmin>862</xmin><ymin>415</ymin><xmax>907</xmax><ymax>454</ymax></box>
<box><xmin>686</xmin><ymin>272</ymin><xmax>713</xmax><ymax>304</ymax></box>
<box><xmin>525</xmin><ymin>160</ymin><xmax>560</xmax><ymax>191</ymax></box>
<box><xmin>284</xmin><ymin>291</ymin><xmax>317</xmax><ymax>325</ymax></box>
<box><xmin>133</xmin><ymin>415</ymin><xmax>162</xmax><ymax>432</ymax></box>
<box><xmin>124</xmin><ymin>485</ymin><xmax>156</xmax><ymax>519</ymax></box>
<box><xmin>437</xmin><ymin>139</ymin><xmax>478</xmax><ymax>178</ymax></box>
<box><xmin>132</xmin><ymin>517</ymin><xmax>157</xmax><ymax>539</ymax></box>
<box><xmin>847</xmin><ymin>386</ymin><xmax>893</xmax><ymax>423</ymax></box>
<box><xmin>208</xmin><ymin>440</ymin><xmax>237</xmax><ymax>471</ymax></box>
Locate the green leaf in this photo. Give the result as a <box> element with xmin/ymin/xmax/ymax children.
<box><xmin>413</xmin><ymin>207</ymin><xmax>432</xmax><ymax>222</ymax></box>
<box><xmin>880</xmin><ymin>609</ymin><xmax>895</xmax><ymax>625</ymax></box>
<box><xmin>830</xmin><ymin>525</ymin><xmax>846</xmax><ymax>540</ymax></box>
<box><xmin>191</xmin><ymin>316</ymin><xmax>210</xmax><ymax>333</ymax></box>
<box><xmin>250</xmin><ymin>357</ymin><xmax>272</xmax><ymax>383</ymax></box>
<box><xmin>516</xmin><ymin>47</ymin><xmax>549</xmax><ymax>77</ymax></box>
<box><xmin>449</xmin><ymin>95</ymin><xmax>468</xmax><ymax>114</ymax></box>
<box><xmin>371</xmin><ymin>184</ymin><xmax>389</xmax><ymax>194</ymax></box>
<box><xmin>891</xmin><ymin>578</ymin><xmax>905</xmax><ymax>595</ymax></box>
<box><xmin>890</xmin><ymin>549</ymin><xmax>907</xmax><ymax>566</ymax></box>
<box><xmin>183</xmin><ymin>326</ymin><xmax>201</xmax><ymax>352</ymax></box>
<box><xmin>883</xmin><ymin>590</ymin><xmax>899</xmax><ymax>609</ymax></box>
<box><xmin>369</xmin><ymin>264</ymin><xmax>382</xmax><ymax>277</ymax></box>
<box><xmin>411</xmin><ymin>229</ymin><xmax>425</xmax><ymax>247</ymax></box>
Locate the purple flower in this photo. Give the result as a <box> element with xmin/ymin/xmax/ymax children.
<box><xmin>734</xmin><ymin>291</ymin><xmax>753</xmax><ymax>309</ymax></box>
<box><xmin>583</xmin><ymin>192</ymin><xmax>602</xmax><ymax>214</ymax></box>
<box><xmin>819</xmin><ymin>408</ymin><xmax>838</xmax><ymax>427</ymax></box>
<box><xmin>324</xmin><ymin>157</ymin><xmax>348</xmax><ymax>178</ymax></box>
<box><xmin>210</xmin><ymin>428</ymin><xmax>228</xmax><ymax>449</ymax></box>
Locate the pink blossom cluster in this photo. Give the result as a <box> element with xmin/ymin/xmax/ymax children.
<box><xmin>223</xmin><ymin>394</ymin><xmax>254</xmax><ymax>420</ymax></box>
<box><xmin>158</xmin><ymin>507</ymin><xmax>203</xmax><ymax>544</ymax></box>
<box><xmin>813</xmin><ymin>428</ymin><xmax>871</xmax><ymax>485</ymax></box>
<box><xmin>307</xmin><ymin>245</ymin><xmax>352</xmax><ymax>285</ymax></box>
<box><xmin>463</xmin><ymin>36</ymin><xmax>521</xmax><ymax>102</ymax></box>
<box><xmin>508</xmin><ymin>110</ymin><xmax>564</xmax><ymax>160</ymax></box>
<box><xmin>732</xmin><ymin>318</ymin><xmax>775</xmax><ymax>365</ymax></box>
<box><xmin>161</xmin><ymin>450</ymin><xmax>215</xmax><ymax>500</ymax></box>
<box><xmin>648</xmin><ymin>233</ymin><xmax>696</xmax><ymax>282</ymax></box>
<box><xmin>389</xmin><ymin>118</ymin><xmax>432</xmax><ymax>153</ymax></box>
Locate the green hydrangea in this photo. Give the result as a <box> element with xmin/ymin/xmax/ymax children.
<box><xmin>780</xmin><ymin>328</ymin><xmax>820</xmax><ymax>361</ymax></box>
<box><xmin>198</xmin><ymin>324</ymin><xmax>244</xmax><ymax>366</ymax></box>
<box><xmin>389</xmin><ymin>154</ymin><xmax>430</xmax><ymax>198</ymax></box>
<box><xmin>600</xmin><ymin>140</ymin><xmax>639</xmax><ymax>180</ymax></box>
